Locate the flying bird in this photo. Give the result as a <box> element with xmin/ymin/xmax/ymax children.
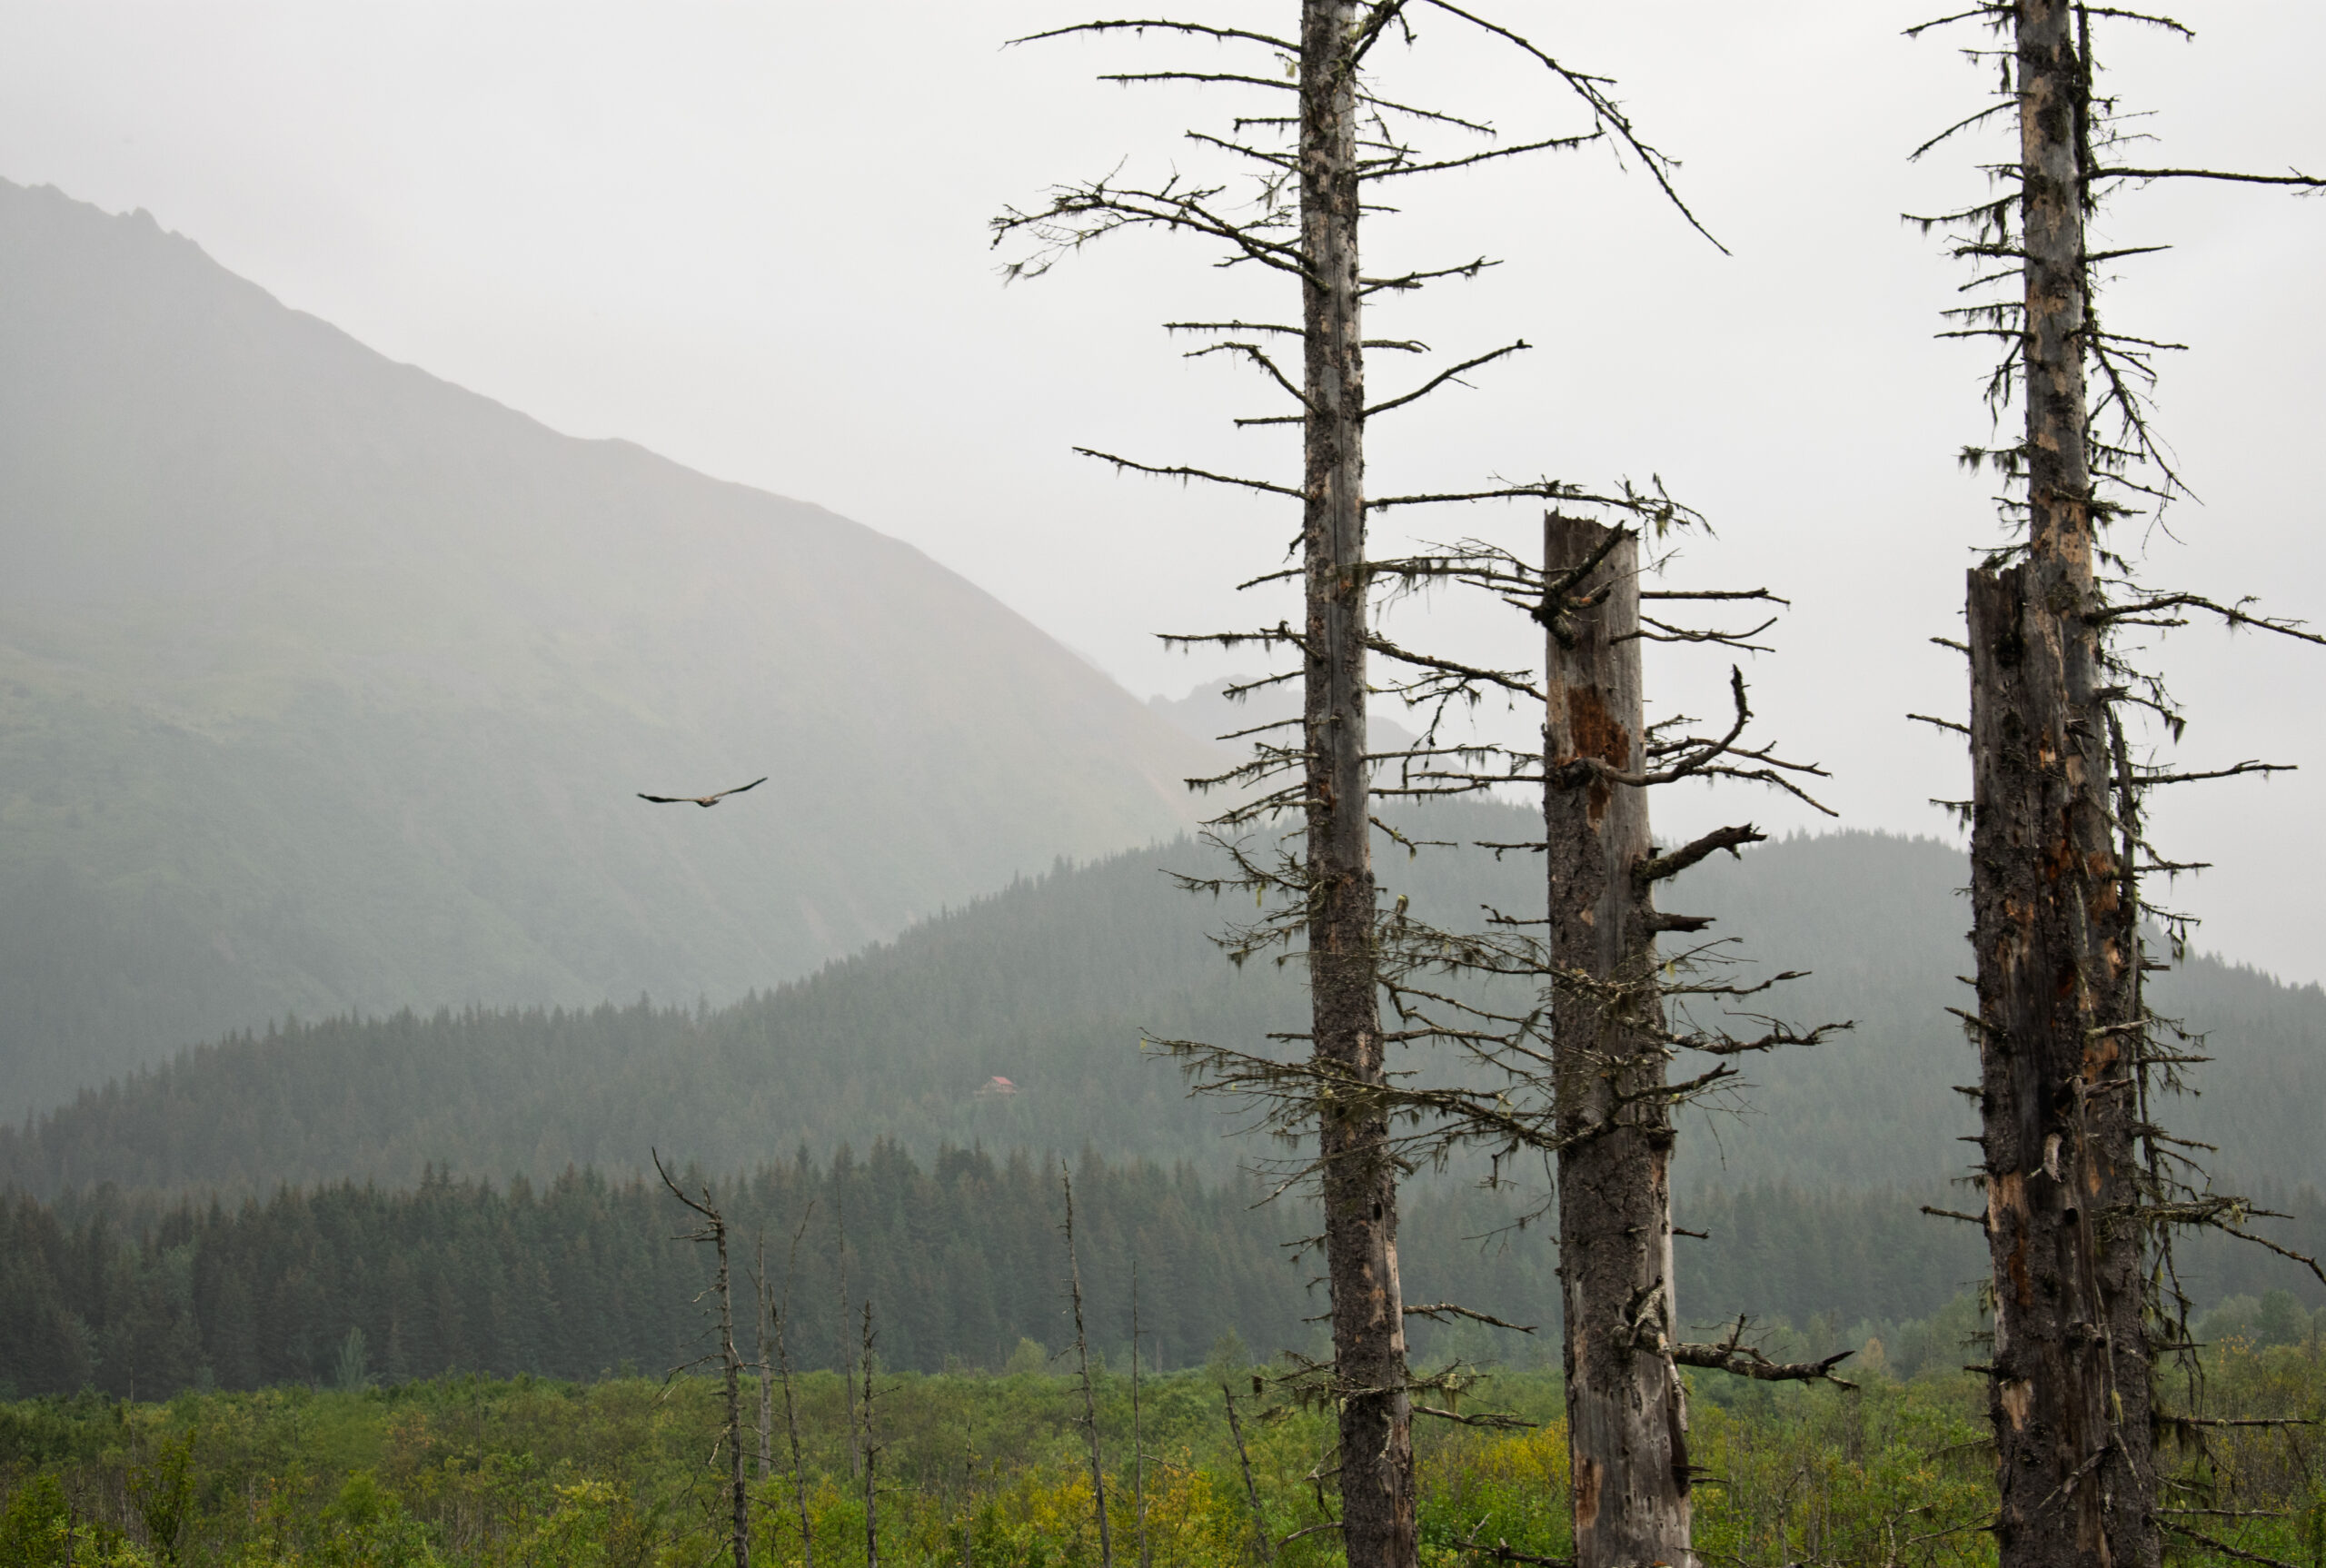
<box><xmin>637</xmin><ymin>777</ymin><xmax>768</xmax><ymax>809</ymax></box>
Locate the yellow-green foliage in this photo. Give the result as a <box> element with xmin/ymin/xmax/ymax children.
<box><xmin>6</xmin><ymin>1353</ymin><xmax>2325</xmax><ymax>1568</ymax></box>
<box><xmin>1416</xmin><ymin>1419</ymin><xmax>1572</xmax><ymax>1568</ymax></box>
<box><xmin>1688</xmin><ymin>1381</ymin><xmax>1993</xmax><ymax>1568</ymax></box>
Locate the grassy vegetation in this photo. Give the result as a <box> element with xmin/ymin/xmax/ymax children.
<box><xmin>7</xmin><ymin>1327</ymin><xmax>2320</xmax><ymax>1568</ymax></box>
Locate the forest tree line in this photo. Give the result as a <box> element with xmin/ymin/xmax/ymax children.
<box><xmin>7</xmin><ymin>828</ymin><xmax>2323</xmax><ymax>1213</ymax></box>
<box><xmin>7</xmin><ymin>1136</ymin><xmax>2321</xmax><ymax>1404</ymax></box>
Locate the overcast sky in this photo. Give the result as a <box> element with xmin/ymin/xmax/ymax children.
<box><xmin>3</xmin><ymin>2</ymin><xmax>2321</xmax><ymax>981</ymax></box>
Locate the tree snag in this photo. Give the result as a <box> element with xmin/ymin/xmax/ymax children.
<box><xmin>1907</xmin><ymin>4</ymin><xmax>2326</xmax><ymax>1561</ymax></box>
<box><xmin>655</xmin><ymin>1151</ymin><xmax>751</xmax><ymax>1568</ymax></box>
<box><xmin>753</xmin><ymin>1233</ymin><xmax>774</xmax><ymax>1484</ymax></box>
<box><xmin>994</xmin><ymin>15</ymin><xmax>1734</xmax><ymax>1567</ymax></box>
<box><xmin>774</xmin><ymin>1206</ymin><xmax>817</xmax><ymax>1568</ymax></box>
<box><xmin>1960</xmin><ymin>10</ymin><xmax>2151</xmax><ymax>1567</ymax></box>
<box><xmin>1541</xmin><ymin>515</ymin><xmax>1693</xmax><ymax>1568</ymax></box>
<box><xmin>1061</xmin><ymin>1162</ymin><xmax>1117</xmax><ymax>1568</ymax></box>
<box><xmin>861</xmin><ymin>1299</ymin><xmax>882</xmax><ymax>1568</ymax></box>
<box><xmin>1298</xmin><ymin>7</ymin><xmax>1414</xmax><ymax>1567</ymax></box>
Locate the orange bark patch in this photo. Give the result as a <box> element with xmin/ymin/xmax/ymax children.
<box><xmin>1999</xmin><ymin>1378</ymin><xmax>2034</xmax><ymax>1430</ymax></box>
<box><xmin>2044</xmin><ymin>833</ymin><xmax>2076</xmax><ymax>882</ymax></box>
<box><xmin>1990</xmin><ymin>1173</ymin><xmax>2034</xmax><ymax>1306</ymax></box>
<box><xmin>1574</xmin><ymin>1455</ymin><xmax>1601</xmax><ymax>1531</ymax></box>
<box><xmin>1565</xmin><ymin>686</ymin><xmax>1631</xmax><ymax>769</ymax></box>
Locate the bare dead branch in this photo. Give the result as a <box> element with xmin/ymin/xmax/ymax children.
<box><xmin>2097</xmin><ymin>166</ymin><xmax>2324</xmax><ymax>189</ymax></box>
<box><xmin>1074</xmin><ymin>448</ymin><xmax>1305</xmax><ymax>498</ymax></box>
<box><xmin>1672</xmin><ymin>1315</ymin><xmax>1858</xmax><ymax>1388</ymax></box>
<box><xmin>1008</xmin><ymin>19</ymin><xmax>1297</xmax><ymax>52</ymax></box>
<box><xmin>1366</xmin><ymin>341</ymin><xmax>1531</xmax><ymax>419</ymax></box>
<box><xmin>1636</xmin><ymin>824</ymin><xmax>1766</xmax><ymax>885</ymax></box>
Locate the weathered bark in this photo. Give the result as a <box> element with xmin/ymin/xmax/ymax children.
<box><xmin>1132</xmin><ymin>1262</ymin><xmax>1152</xmax><ymax>1568</ymax></box>
<box><xmin>717</xmin><ymin>1220</ymin><xmax>750</xmax><ymax>1568</ymax></box>
<box><xmin>1965</xmin><ymin>8</ymin><xmax>2154</xmax><ymax>1567</ymax></box>
<box><xmin>658</xmin><ymin>1156</ymin><xmax>752</xmax><ymax>1568</ymax></box>
<box><xmin>754</xmin><ymin>1237</ymin><xmax>774</xmax><ymax>1484</ymax></box>
<box><xmin>1223</xmin><ymin>1386</ymin><xmax>1276</xmax><ymax>1568</ymax></box>
<box><xmin>861</xmin><ymin>1302</ymin><xmax>882</xmax><ymax>1568</ymax></box>
<box><xmin>775</xmin><ymin>1300</ymin><xmax>816</xmax><ymax>1568</ymax></box>
<box><xmin>1063</xmin><ymin>1166</ymin><xmax>1115</xmax><ymax>1568</ymax></box>
<box><xmin>1544</xmin><ymin>514</ymin><xmax>1693</xmax><ymax>1568</ymax></box>
<box><xmin>1298</xmin><ymin>5</ymin><xmax>1412</xmax><ymax>1568</ymax></box>
<box><xmin>837</xmin><ymin>1204</ymin><xmax>861</xmax><ymax>1480</ymax></box>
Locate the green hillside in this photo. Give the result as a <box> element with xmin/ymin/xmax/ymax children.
<box><xmin>8</xmin><ymin>817</ymin><xmax>2322</xmax><ymax>1398</ymax></box>
<box><xmin>7</xmin><ymin>819</ymin><xmax>2318</xmax><ymax>1223</ymax></box>
<box><xmin>0</xmin><ymin>178</ymin><xmax>1223</xmax><ymax>1116</ymax></box>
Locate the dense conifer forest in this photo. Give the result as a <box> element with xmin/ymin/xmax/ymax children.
<box><xmin>9</xmin><ymin>1136</ymin><xmax>2320</xmax><ymax>1404</ymax></box>
<box><xmin>9</xmin><ymin>819</ymin><xmax>2322</xmax><ymax>1412</ymax></box>
<box><xmin>10</xmin><ymin>822</ymin><xmax>2324</xmax><ymax>1207</ymax></box>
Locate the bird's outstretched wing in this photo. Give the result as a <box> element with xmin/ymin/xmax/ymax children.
<box><xmin>636</xmin><ymin>777</ymin><xmax>769</xmax><ymax>807</ymax></box>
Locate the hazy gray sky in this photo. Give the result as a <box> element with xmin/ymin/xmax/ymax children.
<box><xmin>3</xmin><ymin>2</ymin><xmax>2321</xmax><ymax>979</ymax></box>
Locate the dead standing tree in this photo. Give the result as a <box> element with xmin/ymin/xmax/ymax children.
<box><xmin>1540</xmin><ymin>514</ymin><xmax>1692</xmax><ymax>1564</ymax></box>
<box><xmin>1134</xmin><ymin>508</ymin><xmax>1854</xmax><ymax>1568</ymax></box>
<box><xmin>655</xmin><ymin>1150</ymin><xmax>751</xmax><ymax>1568</ymax></box>
<box><xmin>1908</xmin><ymin>6</ymin><xmax>2325</xmax><ymax>1566</ymax></box>
<box><xmin>994</xmin><ymin>11</ymin><xmax>1715</xmax><ymax>1565</ymax></box>
<box><xmin>1537</xmin><ymin>515</ymin><xmax>1853</xmax><ymax>1566</ymax></box>
<box><xmin>752</xmin><ymin>1234</ymin><xmax>774</xmax><ymax>1484</ymax></box>
<box><xmin>860</xmin><ymin>1301</ymin><xmax>885</xmax><ymax>1568</ymax></box>
<box><xmin>1060</xmin><ymin>1162</ymin><xmax>1116</xmax><ymax>1568</ymax></box>
<box><xmin>771</xmin><ymin>1206</ymin><xmax>818</xmax><ymax>1568</ymax></box>
<box><xmin>1344</xmin><ymin>518</ymin><xmax>1854</xmax><ymax>1568</ymax></box>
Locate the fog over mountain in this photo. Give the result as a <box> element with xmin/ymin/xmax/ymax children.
<box><xmin>12</xmin><ymin>819</ymin><xmax>2323</xmax><ymax>1224</ymax></box>
<box><xmin>0</xmin><ymin>178</ymin><xmax>1223</xmax><ymax>1117</ymax></box>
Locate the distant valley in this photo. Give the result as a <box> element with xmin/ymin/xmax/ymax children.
<box><xmin>0</xmin><ymin>178</ymin><xmax>1222</xmax><ymax>1116</ymax></box>
<box><xmin>5</xmin><ymin>178</ymin><xmax>2324</xmax><ymax>1404</ymax></box>
<box><xmin>11</xmin><ymin>816</ymin><xmax>2324</xmax><ymax>1223</ymax></box>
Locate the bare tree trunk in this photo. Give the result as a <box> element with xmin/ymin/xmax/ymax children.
<box><xmin>754</xmin><ymin>1234</ymin><xmax>774</xmax><ymax>1485</ymax></box>
<box><xmin>1298</xmin><ymin>6</ymin><xmax>1411</xmax><ymax>1567</ymax></box>
<box><xmin>776</xmin><ymin>1307</ymin><xmax>815</xmax><ymax>1568</ymax></box>
<box><xmin>1222</xmin><ymin>1385</ymin><xmax>1275</xmax><ymax>1568</ymax></box>
<box><xmin>1964</xmin><ymin>9</ymin><xmax>2153</xmax><ymax>1568</ymax></box>
<box><xmin>1961</xmin><ymin>23</ymin><xmax>2152</xmax><ymax>1561</ymax></box>
<box><xmin>1131</xmin><ymin>1262</ymin><xmax>1151</xmax><ymax>1568</ymax></box>
<box><xmin>960</xmin><ymin>1424</ymin><xmax>979</xmax><ymax>1568</ymax></box>
<box><xmin>774</xmin><ymin>1213</ymin><xmax>817</xmax><ymax>1568</ymax></box>
<box><xmin>836</xmin><ymin>1201</ymin><xmax>861</xmax><ymax>1481</ymax></box>
<box><xmin>723</xmin><ymin>1226</ymin><xmax>750</xmax><ymax>1568</ymax></box>
<box><xmin>1062</xmin><ymin>1164</ymin><xmax>1116</xmax><ymax>1568</ymax></box>
<box><xmin>658</xmin><ymin>1154</ymin><xmax>752</xmax><ymax>1568</ymax></box>
<box><xmin>860</xmin><ymin>1301</ymin><xmax>881</xmax><ymax>1568</ymax></box>
<box><xmin>1543</xmin><ymin>514</ymin><xmax>1693</xmax><ymax>1568</ymax></box>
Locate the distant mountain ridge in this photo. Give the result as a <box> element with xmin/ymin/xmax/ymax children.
<box><xmin>0</xmin><ymin>177</ymin><xmax>1224</xmax><ymax>1116</ymax></box>
<box><xmin>9</xmin><ymin>820</ymin><xmax>2322</xmax><ymax>1228</ymax></box>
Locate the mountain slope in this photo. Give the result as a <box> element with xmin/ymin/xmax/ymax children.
<box><xmin>9</xmin><ymin>821</ymin><xmax>2321</xmax><ymax>1216</ymax></box>
<box><xmin>0</xmin><ymin>178</ymin><xmax>1223</xmax><ymax>1115</ymax></box>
